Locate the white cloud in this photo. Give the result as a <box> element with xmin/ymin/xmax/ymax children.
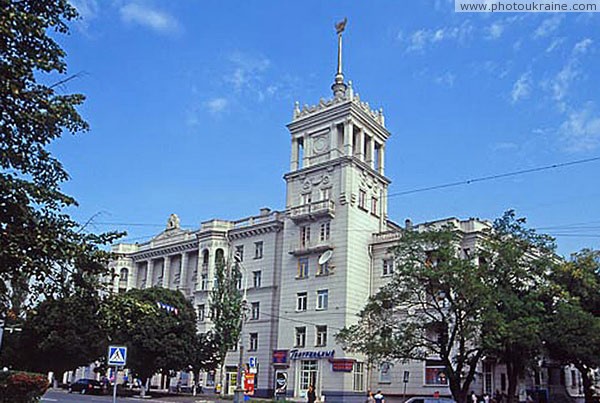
<box><xmin>119</xmin><ymin>3</ymin><xmax>179</xmax><ymax>34</ymax></box>
<box><xmin>560</xmin><ymin>103</ymin><xmax>600</xmax><ymax>152</ymax></box>
<box><xmin>70</xmin><ymin>0</ymin><xmax>99</xmax><ymax>33</ymax></box>
<box><xmin>224</xmin><ymin>52</ymin><xmax>271</xmax><ymax>93</ymax></box>
<box><xmin>203</xmin><ymin>98</ymin><xmax>228</xmax><ymax>115</ymax></box>
<box><xmin>486</xmin><ymin>22</ymin><xmax>504</xmax><ymax>40</ymax></box>
<box><xmin>533</xmin><ymin>15</ymin><xmax>563</xmax><ymax>38</ymax></box>
<box><xmin>546</xmin><ymin>37</ymin><xmax>565</xmax><ymax>53</ymax></box>
<box><xmin>434</xmin><ymin>72</ymin><xmax>456</xmax><ymax>87</ymax></box>
<box><xmin>405</xmin><ymin>21</ymin><xmax>473</xmax><ymax>52</ymax></box>
<box><xmin>545</xmin><ymin>40</ymin><xmax>593</xmax><ymax>104</ymax></box>
<box><xmin>574</xmin><ymin>38</ymin><xmax>593</xmax><ymax>55</ymax></box>
<box><xmin>511</xmin><ymin>72</ymin><xmax>532</xmax><ymax>103</ymax></box>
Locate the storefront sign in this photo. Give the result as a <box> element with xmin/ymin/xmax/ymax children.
<box><xmin>275</xmin><ymin>371</ymin><xmax>287</xmax><ymax>395</ymax></box>
<box><xmin>272</xmin><ymin>349</ymin><xmax>289</xmax><ymax>364</ymax></box>
<box><xmin>289</xmin><ymin>349</ymin><xmax>335</xmax><ymax>360</ymax></box>
<box><xmin>244</xmin><ymin>373</ymin><xmax>255</xmax><ymax>396</ymax></box>
<box><xmin>331</xmin><ymin>358</ymin><xmax>355</xmax><ymax>372</ymax></box>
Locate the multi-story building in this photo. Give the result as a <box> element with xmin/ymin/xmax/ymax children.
<box><xmin>107</xmin><ymin>27</ymin><xmax>586</xmax><ymax>403</ymax></box>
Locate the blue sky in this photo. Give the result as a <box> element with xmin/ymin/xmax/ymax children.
<box><xmin>51</xmin><ymin>0</ymin><xmax>600</xmax><ymax>256</ymax></box>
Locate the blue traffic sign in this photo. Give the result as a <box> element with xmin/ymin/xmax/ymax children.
<box><xmin>108</xmin><ymin>346</ymin><xmax>127</xmax><ymax>366</ymax></box>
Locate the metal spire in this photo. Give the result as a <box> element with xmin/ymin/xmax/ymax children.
<box><xmin>332</xmin><ymin>18</ymin><xmax>348</xmax><ymax>98</ymax></box>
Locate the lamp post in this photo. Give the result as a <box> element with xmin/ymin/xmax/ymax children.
<box><xmin>233</xmin><ymin>253</ymin><xmax>248</xmax><ymax>403</ymax></box>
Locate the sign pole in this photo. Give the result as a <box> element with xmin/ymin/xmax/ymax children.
<box><xmin>113</xmin><ymin>366</ymin><xmax>118</xmax><ymax>403</ymax></box>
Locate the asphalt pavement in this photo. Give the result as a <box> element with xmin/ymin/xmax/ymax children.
<box><xmin>42</xmin><ymin>388</ymin><xmax>226</xmax><ymax>403</ymax></box>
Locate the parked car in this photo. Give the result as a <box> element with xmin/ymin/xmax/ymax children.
<box><xmin>68</xmin><ymin>379</ymin><xmax>103</xmax><ymax>394</ymax></box>
<box><xmin>405</xmin><ymin>397</ymin><xmax>456</xmax><ymax>403</ymax></box>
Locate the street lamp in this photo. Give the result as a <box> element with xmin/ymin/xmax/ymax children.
<box><xmin>233</xmin><ymin>252</ymin><xmax>248</xmax><ymax>403</ymax></box>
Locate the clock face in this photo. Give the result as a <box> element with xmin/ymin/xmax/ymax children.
<box><xmin>313</xmin><ymin>134</ymin><xmax>329</xmax><ymax>154</ymax></box>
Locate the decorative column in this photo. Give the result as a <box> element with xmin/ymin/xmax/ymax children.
<box><xmin>343</xmin><ymin>120</ymin><xmax>353</xmax><ymax>156</ymax></box>
<box><xmin>195</xmin><ymin>248</ymin><xmax>203</xmax><ymax>291</ymax></box>
<box><xmin>290</xmin><ymin>138</ymin><xmax>299</xmax><ymax>171</ymax></box>
<box><xmin>162</xmin><ymin>255</ymin><xmax>171</xmax><ymax>288</ymax></box>
<box><xmin>379</xmin><ymin>144</ymin><xmax>385</xmax><ymax>175</ymax></box>
<box><xmin>302</xmin><ymin>132</ymin><xmax>310</xmax><ymax>168</ymax></box>
<box><xmin>366</xmin><ymin>135</ymin><xmax>375</xmax><ymax>168</ymax></box>
<box><xmin>355</xmin><ymin>127</ymin><xmax>364</xmax><ymax>161</ymax></box>
<box><xmin>145</xmin><ymin>259</ymin><xmax>153</xmax><ymax>288</ymax></box>
<box><xmin>180</xmin><ymin>252</ymin><xmax>189</xmax><ymax>291</ymax></box>
<box><xmin>129</xmin><ymin>264</ymin><xmax>138</xmax><ymax>290</ymax></box>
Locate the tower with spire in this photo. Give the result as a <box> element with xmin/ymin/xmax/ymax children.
<box><xmin>277</xmin><ymin>19</ymin><xmax>393</xmax><ymax>401</ymax></box>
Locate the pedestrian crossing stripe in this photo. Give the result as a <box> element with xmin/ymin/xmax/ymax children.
<box><xmin>108</xmin><ymin>346</ymin><xmax>127</xmax><ymax>366</ymax></box>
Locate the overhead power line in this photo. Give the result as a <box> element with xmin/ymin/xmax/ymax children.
<box><xmin>388</xmin><ymin>156</ymin><xmax>600</xmax><ymax>198</ymax></box>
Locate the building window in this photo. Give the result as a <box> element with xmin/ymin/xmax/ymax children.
<box><xmin>316</xmin><ymin>290</ymin><xmax>328</xmax><ymax>310</ymax></box>
<box><xmin>235</xmin><ymin>245</ymin><xmax>244</xmax><ymax>262</ymax></box>
<box><xmin>382</xmin><ymin>259</ymin><xmax>394</xmax><ymax>276</ymax></box>
<box><xmin>201</xmin><ymin>274</ymin><xmax>208</xmax><ymax>290</ymax></box>
<box><xmin>483</xmin><ymin>361</ymin><xmax>493</xmax><ymax>394</ymax></box>
<box><xmin>425</xmin><ymin>360</ymin><xmax>448</xmax><ymax>385</ymax></box>
<box><xmin>315</xmin><ymin>325</ymin><xmax>327</xmax><ymax>346</ymax></box>
<box><xmin>571</xmin><ymin>370</ymin><xmax>577</xmax><ymax>388</ymax></box>
<box><xmin>353</xmin><ymin>362</ymin><xmax>365</xmax><ymax>391</ymax></box>
<box><xmin>253</xmin><ymin>270</ymin><xmax>262</xmax><ymax>288</ymax></box>
<box><xmin>249</xmin><ymin>333</ymin><xmax>258</xmax><ymax>351</ymax></box>
<box><xmin>251</xmin><ymin>302</ymin><xmax>260</xmax><ymax>320</ymax></box>
<box><xmin>371</xmin><ymin>197</ymin><xmax>379</xmax><ymax>216</ymax></box>
<box><xmin>321</xmin><ymin>188</ymin><xmax>331</xmax><ymax>200</ymax></box>
<box><xmin>300</xmin><ymin>225</ymin><xmax>311</xmax><ymax>247</ymax></box>
<box><xmin>297</xmin><ymin>292</ymin><xmax>307</xmax><ymax>312</ymax></box>
<box><xmin>300</xmin><ymin>360</ymin><xmax>318</xmax><ymax>391</ymax></box>
<box><xmin>297</xmin><ymin>257</ymin><xmax>309</xmax><ymax>278</ymax></box>
<box><xmin>319</xmin><ymin>222</ymin><xmax>330</xmax><ymax>242</ymax></box>
<box><xmin>254</xmin><ymin>241</ymin><xmax>263</xmax><ymax>259</ymax></box>
<box><xmin>295</xmin><ymin>327</ymin><xmax>306</xmax><ymax>347</ymax></box>
<box><xmin>358</xmin><ymin>189</ymin><xmax>367</xmax><ymax>210</ymax></box>
<box><xmin>379</xmin><ymin>362</ymin><xmax>392</xmax><ymax>383</ymax></box>
<box><xmin>317</xmin><ymin>261</ymin><xmax>330</xmax><ymax>276</ymax></box>
<box><xmin>198</xmin><ymin>305</ymin><xmax>205</xmax><ymax>322</ymax></box>
<box><xmin>302</xmin><ymin>193</ymin><xmax>312</xmax><ymax>205</ymax></box>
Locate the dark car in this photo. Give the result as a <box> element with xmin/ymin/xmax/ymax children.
<box><xmin>68</xmin><ymin>379</ymin><xmax>103</xmax><ymax>394</ymax></box>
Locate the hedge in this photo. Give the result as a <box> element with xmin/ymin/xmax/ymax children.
<box><xmin>0</xmin><ymin>370</ymin><xmax>49</xmax><ymax>403</ymax></box>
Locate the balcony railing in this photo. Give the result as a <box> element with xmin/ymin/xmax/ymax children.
<box><xmin>289</xmin><ymin>240</ymin><xmax>333</xmax><ymax>256</ymax></box>
<box><xmin>289</xmin><ymin>199</ymin><xmax>335</xmax><ymax>222</ymax></box>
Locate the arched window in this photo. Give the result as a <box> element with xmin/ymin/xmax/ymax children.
<box><xmin>119</xmin><ymin>268</ymin><xmax>129</xmax><ymax>284</ymax></box>
<box><xmin>202</xmin><ymin>249</ymin><xmax>210</xmax><ymax>269</ymax></box>
<box><xmin>215</xmin><ymin>248</ymin><xmax>225</xmax><ymax>266</ymax></box>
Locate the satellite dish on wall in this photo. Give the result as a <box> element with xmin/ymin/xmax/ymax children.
<box><xmin>318</xmin><ymin>250</ymin><xmax>333</xmax><ymax>265</ymax></box>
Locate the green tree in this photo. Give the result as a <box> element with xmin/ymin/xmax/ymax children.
<box><xmin>209</xmin><ymin>259</ymin><xmax>243</xmax><ymax>394</ymax></box>
<box><xmin>479</xmin><ymin>211</ymin><xmax>556</xmax><ymax>403</ymax></box>
<box><xmin>16</xmin><ymin>290</ymin><xmax>107</xmax><ymax>384</ymax></box>
<box><xmin>546</xmin><ymin>249</ymin><xmax>600</xmax><ymax>403</ymax></box>
<box><xmin>337</xmin><ymin>224</ymin><xmax>489</xmax><ymax>403</ymax></box>
<box><xmin>0</xmin><ymin>0</ymin><xmax>121</xmax><ymax>316</ymax></box>
<box><xmin>102</xmin><ymin>287</ymin><xmax>197</xmax><ymax>397</ymax></box>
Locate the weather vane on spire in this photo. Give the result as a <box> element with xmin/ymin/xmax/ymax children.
<box><xmin>335</xmin><ymin>17</ymin><xmax>347</xmax><ymax>35</ymax></box>
<box><xmin>332</xmin><ymin>18</ymin><xmax>348</xmax><ymax>98</ymax></box>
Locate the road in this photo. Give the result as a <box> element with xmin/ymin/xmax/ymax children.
<box><xmin>42</xmin><ymin>389</ymin><xmax>221</xmax><ymax>403</ymax></box>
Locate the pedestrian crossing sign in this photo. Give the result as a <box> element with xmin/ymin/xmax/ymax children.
<box><xmin>108</xmin><ymin>346</ymin><xmax>127</xmax><ymax>366</ymax></box>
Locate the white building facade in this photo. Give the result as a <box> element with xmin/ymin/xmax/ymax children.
<box><xmin>108</xmin><ymin>28</ymin><xmax>585</xmax><ymax>403</ymax></box>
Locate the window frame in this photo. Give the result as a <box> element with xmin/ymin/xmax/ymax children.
<box><xmin>315</xmin><ymin>325</ymin><xmax>327</xmax><ymax>347</ymax></box>
<box><xmin>296</xmin><ymin>292</ymin><xmax>308</xmax><ymax>312</ymax></box>
<box><xmin>316</xmin><ymin>289</ymin><xmax>329</xmax><ymax>310</ymax></box>
<box><xmin>254</xmin><ymin>241</ymin><xmax>263</xmax><ymax>259</ymax></box>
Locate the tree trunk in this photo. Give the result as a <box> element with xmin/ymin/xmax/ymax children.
<box><xmin>575</xmin><ymin>364</ymin><xmax>594</xmax><ymax>403</ymax></box>
<box><xmin>449</xmin><ymin>374</ymin><xmax>469</xmax><ymax>403</ymax></box>
<box><xmin>140</xmin><ymin>377</ymin><xmax>149</xmax><ymax>398</ymax></box>
<box><xmin>506</xmin><ymin>362</ymin><xmax>519</xmax><ymax>403</ymax></box>
<box><xmin>219</xmin><ymin>362</ymin><xmax>225</xmax><ymax>396</ymax></box>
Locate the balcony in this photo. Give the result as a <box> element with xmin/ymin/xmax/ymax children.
<box><xmin>289</xmin><ymin>239</ymin><xmax>333</xmax><ymax>256</ymax></box>
<box><xmin>289</xmin><ymin>199</ymin><xmax>335</xmax><ymax>223</ymax></box>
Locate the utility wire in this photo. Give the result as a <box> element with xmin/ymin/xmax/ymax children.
<box><xmin>388</xmin><ymin>156</ymin><xmax>600</xmax><ymax>198</ymax></box>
